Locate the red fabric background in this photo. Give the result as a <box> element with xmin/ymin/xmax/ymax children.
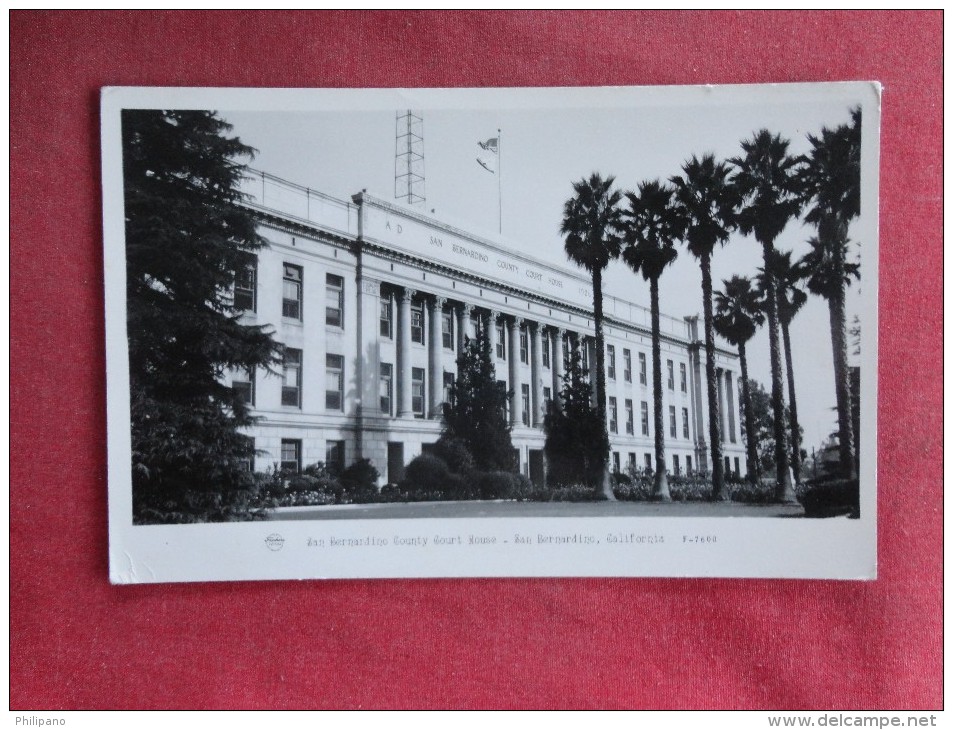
<box><xmin>10</xmin><ymin>11</ymin><xmax>942</xmax><ymax>710</ymax></box>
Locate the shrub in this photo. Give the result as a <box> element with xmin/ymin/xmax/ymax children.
<box><xmin>433</xmin><ymin>437</ymin><xmax>476</xmax><ymax>475</ymax></box>
<box><xmin>340</xmin><ymin>458</ymin><xmax>380</xmax><ymax>503</ymax></box>
<box><xmin>472</xmin><ymin>471</ymin><xmax>512</xmax><ymax>500</ymax></box>
<box><xmin>728</xmin><ymin>481</ymin><xmax>775</xmax><ymax>504</ymax></box>
<box><xmin>799</xmin><ymin>477</ymin><xmax>859</xmax><ymax>518</ymax></box>
<box><xmin>133</xmin><ymin>488</ymin><xmax>272</xmax><ymax>524</ymax></box>
<box><xmin>402</xmin><ymin>453</ymin><xmax>452</xmax><ymax>500</ymax></box>
<box><xmin>509</xmin><ymin>474</ymin><xmax>535</xmax><ymax>502</ymax></box>
<box><xmin>547</xmin><ymin>484</ymin><xmax>601</xmax><ymax>502</ymax></box>
<box><xmin>613</xmin><ymin>476</ymin><xmax>653</xmax><ymax>501</ymax></box>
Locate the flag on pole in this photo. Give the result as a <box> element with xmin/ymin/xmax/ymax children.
<box><xmin>476</xmin><ymin>137</ymin><xmax>498</xmax><ymax>173</ymax></box>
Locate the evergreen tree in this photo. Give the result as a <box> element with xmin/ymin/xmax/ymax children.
<box><xmin>441</xmin><ymin>323</ymin><xmax>515</xmax><ymax>472</ymax></box>
<box><xmin>544</xmin><ymin>339</ymin><xmax>610</xmax><ymax>492</ymax></box>
<box><xmin>741</xmin><ymin>380</ymin><xmax>803</xmax><ymax>478</ymax></box>
<box><xmin>123</xmin><ymin>110</ymin><xmax>280</xmax><ymax>519</ymax></box>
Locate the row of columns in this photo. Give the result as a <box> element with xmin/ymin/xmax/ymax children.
<box><xmin>392</xmin><ymin>286</ymin><xmax>592</xmax><ymax>427</ymax></box>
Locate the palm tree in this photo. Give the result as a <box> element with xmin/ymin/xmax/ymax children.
<box><xmin>713</xmin><ymin>276</ymin><xmax>765</xmax><ymax>486</ymax></box>
<box><xmin>621</xmin><ymin>180</ymin><xmax>683</xmax><ymax>501</ymax></box>
<box><xmin>560</xmin><ymin>173</ymin><xmax>624</xmax><ymax>500</ymax></box>
<box><xmin>800</xmin><ymin>233</ymin><xmax>860</xmax><ymax>475</ymax></box>
<box><xmin>670</xmin><ymin>155</ymin><xmax>737</xmax><ymax>500</ymax></box>
<box><xmin>796</xmin><ymin>110</ymin><xmax>861</xmax><ymax>479</ymax></box>
<box><xmin>758</xmin><ymin>249</ymin><xmax>808</xmax><ymax>485</ymax></box>
<box><xmin>730</xmin><ymin>130</ymin><xmax>802</xmax><ymax>504</ymax></box>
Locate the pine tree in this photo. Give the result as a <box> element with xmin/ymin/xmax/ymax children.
<box><xmin>441</xmin><ymin>323</ymin><xmax>515</xmax><ymax>472</ymax></box>
<box><xmin>123</xmin><ymin>110</ymin><xmax>281</xmax><ymax>519</ymax></box>
<box><xmin>544</xmin><ymin>339</ymin><xmax>610</xmax><ymax>492</ymax></box>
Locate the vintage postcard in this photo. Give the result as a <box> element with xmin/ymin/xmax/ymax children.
<box><xmin>102</xmin><ymin>83</ymin><xmax>880</xmax><ymax>582</ymax></box>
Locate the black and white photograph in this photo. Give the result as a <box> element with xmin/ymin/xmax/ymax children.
<box><xmin>102</xmin><ymin>83</ymin><xmax>879</xmax><ymax>582</ymax></box>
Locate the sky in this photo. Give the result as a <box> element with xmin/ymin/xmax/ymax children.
<box><xmin>218</xmin><ymin>84</ymin><xmax>874</xmax><ymax>456</ymax></box>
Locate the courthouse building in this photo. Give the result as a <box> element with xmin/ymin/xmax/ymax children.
<box><xmin>231</xmin><ymin>170</ymin><xmax>747</xmax><ymax>486</ymax></box>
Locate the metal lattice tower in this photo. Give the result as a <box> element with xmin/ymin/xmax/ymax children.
<box><xmin>395</xmin><ymin>110</ymin><xmax>425</xmax><ymax>207</ymax></box>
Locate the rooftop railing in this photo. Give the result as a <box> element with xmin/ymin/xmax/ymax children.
<box><xmin>238</xmin><ymin>168</ymin><xmax>358</xmax><ymax>237</ymax></box>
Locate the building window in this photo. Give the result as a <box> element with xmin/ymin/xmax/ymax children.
<box><xmin>498</xmin><ymin>380</ymin><xmax>508</xmax><ymax>419</ymax></box>
<box><xmin>380</xmin><ymin>363</ymin><xmax>393</xmax><ymax>415</ymax></box>
<box><xmin>325</xmin><ymin>273</ymin><xmax>344</xmax><ymax>327</ymax></box>
<box><xmin>542</xmin><ymin>333</ymin><xmax>551</xmax><ymax>368</ymax></box>
<box><xmin>623</xmin><ymin>348</ymin><xmax>632</xmax><ymax>383</ymax></box>
<box><xmin>519</xmin><ymin>326</ymin><xmax>528</xmax><ymax>364</ymax></box>
<box><xmin>724</xmin><ymin>455</ymin><xmax>731</xmax><ymax>475</ymax></box>
<box><xmin>442</xmin><ymin>310</ymin><xmax>454</xmax><ymax>349</ymax></box>
<box><xmin>641</xmin><ymin>401</ymin><xmax>649</xmax><ymax>436</ymax></box>
<box><xmin>607</xmin><ymin>344</ymin><xmax>616</xmax><ymax>380</ymax></box>
<box><xmin>628</xmin><ymin>452</ymin><xmax>636</xmax><ymax>471</ymax></box>
<box><xmin>232</xmin><ymin>367</ymin><xmax>254</xmax><ymax>406</ymax></box>
<box><xmin>608</xmin><ymin>396</ymin><xmax>618</xmax><ymax>434</ymax></box>
<box><xmin>325</xmin><ymin>354</ymin><xmax>344</xmax><ymax>411</ymax></box>
<box><xmin>443</xmin><ymin>371</ymin><xmax>455</xmax><ymax>406</ymax></box>
<box><xmin>669</xmin><ymin>405</ymin><xmax>677</xmax><ymax>438</ymax></box>
<box><xmin>562</xmin><ymin>337</ymin><xmax>570</xmax><ymax>370</ymax></box>
<box><xmin>543</xmin><ymin>386</ymin><xmax>552</xmax><ymax>405</ymax></box>
<box><xmin>496</xmin><ymin>323</ymin><xmax>506</xmax><ymax>359</ymax></box>
<box><xmin>281</xmin><ymin>348</ymin><xmax>301</xmax><ymax>407</ymax></box>
<box><xmin>686</xmin><ymin>455</ymin><xmax>693</xmax><ymax>475</ymax></box>
<box><xmin>581</xmin><ymin>340</ymin><xmax>589</xmax><ymax>371</ymax></box>
<box><xmin>625</xmin><ymin>399</ymin><xmax>634</xmax><ymax>435</ymax></box>
<box><xmin>282</xmin><ymin>264</ymin><xmax>302</xmax><ymax>320</ymax></box>
<box><xmin>280</xmin><ymin>439</ymin><xmax>301</xmax><ymax>473</ymax></box>
<box><xmin>380</xmin><ymin>296</ymin><xmax>393</xmax><ymax>339</ymax></box>
<box><xmin>673</xmin><ymin>454</ymin><xmax>681</xmax><ymax>475</ymax></box>
<box><xmin>412</xmin><ymin>368</ymin><xmax>425</xmax><ymax>418</ymax></box>
<box><xmin>612</xmin><ymin>452</ymin><xmax>620</xmax><ymax>474</ymax></box>
<box><xmin>667</xmin><ymin>359</ymin><xmax>674</xmax><ymax>390</ymax></box>
<box><xmin>682</xmin><ymin>407</ymin><xmax>690</xmax><ymax>439</ymax></box>
<box><xmin>237</xmin><ymin>436</ymin><xmax>255</xmax><ymax>473</ymax></box>
<box><xmin>644</xmin><ymin>453</ymin><xmax>652</xmax><ymax>470</ymax></box>
<box><xmin>521</xmin><ymin>384</ymin><xmax>530</xmax><ymax>425</ymax></box>
<box><xmin>411</xmin><ymin>301</ymin><xmax>424</xmax><ymax>344</ymax></box>
<box><xmin>734</xmin><ymin>456</ymin><xmax>740</xmax><ymax>476</ymax></box>
<box><xmin>234</xmin><ymin>255</ymin><xmax>257</xmax><ymax>312</ymax></box>
<box><xmin>326</xmin><ymin>440</ymin><xmax>345</xmax><ymax>475</ymax></box>
<box><xmin>639</xmin><ymin>352</ymin><xmax>647</xmax><ymax>385</ymax></box>
<box><xmin>680</xmin><ymin>362</ymin><xmax>687</xmax><ymax>393</ymax></box>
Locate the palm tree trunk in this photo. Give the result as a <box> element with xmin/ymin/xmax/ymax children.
<box><xmin>591</xmin><ymin>267</ymin><xmax>616</xmax><ymax>500</ymax></box>
<box><xmin>827</xmin><ymin>220</ymin><xmax>857</xmax><ymax>480</ymax></box>
<box><xmin>761</xmin><ymin>241</ymin><xmax>795</xmax><ymax>503</ymax></box>
<box><xmin>700</xmin><ymin>252</ymin><xmax>726</xmax><ymax>500</ymax></box>
<box><xmin>781</xmin><ymin>319</ymin><xmax>802</xmax><ymax>485</ymax></box>
<box><xmin>829</xmin><ymin>289</ymin><xmax>856</xmax><ymax>481</ymax></box>
<box><xmin>650</xmin><ymin>277</ymin><xmax>670</xmax><ymax>500</ymax></box>
<box><xmin>738</xmin><ymin>340</ymin><xmax>760</xmax><ymax>485</ymax></box>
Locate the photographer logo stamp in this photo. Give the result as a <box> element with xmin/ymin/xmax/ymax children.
<box><xmin>264</xmin><ymin>534</ymin><xmax>285</xmax><ymax>552</ymax></box>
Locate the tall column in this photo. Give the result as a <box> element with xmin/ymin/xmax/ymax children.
<box><xmin>488</xmin><ymin>310</ymin><xmax>499</xmax><ymax>363</ymax></box>
<box><xmin>509</xmin><ymin>317</ymin><xmax>522</xmax><ymax>427</ymax></box>
<box><xmin>397</xmin><ymin>288</ymin><xmax>415</xmax><ymax>418</ymax></box>
<box><xmin>456</xmin><ymin>302</ymin><xmax>472</xmax><ymax>356</ymax></box>
<box><xmin>725</xmin><ymin>370</ymin><xmax>736</xmax><ymax>443</ymax></box>
<box><xmin>429</xmin><ymin>295</ymin><xmax>444</xmax><ymax>419</ymax></box>
<box><xmin>552</xmin><ymin>327</ymin><xmax>565</xmax><ymax>406</ymax></box>
<box><xmin>531</xmin><ymin>322</ymin><xmax>544</xmax><ymax>426</ymax></box>
<box><xmin>355</xmin><ymin>277</ymin><xmax>382</xmax><ymax>419</ymax></box>
<box><xmin>716</xmin><ymin>367</ymin><xmax>726</xmax><ymax>441</ymax></box>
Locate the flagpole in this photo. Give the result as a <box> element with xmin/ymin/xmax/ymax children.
<box><xmin>497</xmin><ymin>128</ymin><xmax>502</xmax><ymax>235</ymax></box>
